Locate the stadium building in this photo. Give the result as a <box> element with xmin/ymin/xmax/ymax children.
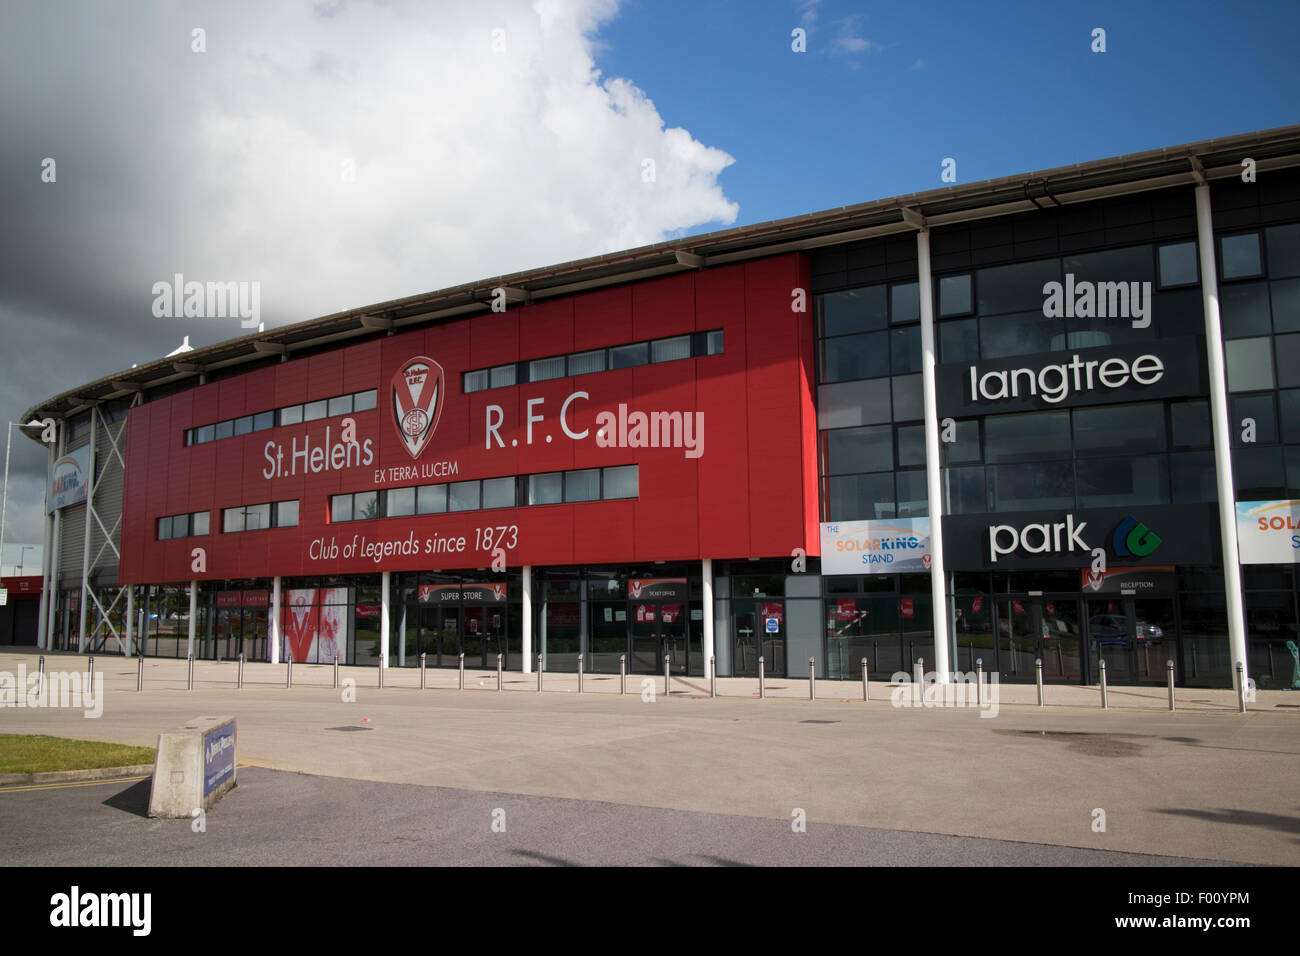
<box><xmin>21</xmin><ymin>125</ymin><xmax>1300</xmax><ymax>691</ymax></box>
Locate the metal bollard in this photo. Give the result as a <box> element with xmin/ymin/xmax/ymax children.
<box><xmin>186</xmin><ymin>654</ymin><xmax>193</xmax><ymax>691</ymax></box>
<box><xmin>378</xmin><ymin>660</ymin><xmax>384</xmax><ymax>688</ymax></box>
<box><xmin>1166</xmin><ymin>659</ymin><xmax>1176</xmax><ymax>711</ymax></box>
<box><xmin>237</xmin><ymin>653</ymin><xmax>244</xmax><ymax>690</ymax></box>
<box><xmin>38</xmin><ymin>655</ymin><xmax>46</xmax><ymax>698</ymax></box>
<box><xmin>421</xmin><ymin>653</ymin><xmax>427</xmax><ymax>690</ymax></box>
<box><xmin>862</xmin><ymin>657</ymin><xmax>869</xmax><ymax>701</ymax></box>
<box><xmin>577</xmin><ymin>653</ymin><xmax>584</xmax><ymax>694</ymax></box>
<box><xmin>537</xmin><ymin>654</ymin><xmax>543</xmax><ymax>692</ymax></box>
<box><xmin>758</xmin><ymin>656</ymin><xmax>765</xmax><ymax>699</ymax></box>
<box><xmin>287</xmin><ymin>655</ymin><xmax>293</xmax><ymax>689</ymax></box>
<box><xmin>619</xmin><ymin>655</ymin><xmax>626</xmax><ymax>695</ymax></box>
<box><xmin>808</xmin><ymin>656</ymin><xmax>816</xmax><ymax>701</ymax></box>
<box><xmin>89</xmin><ymin>655</ymin><xmax>95</xmax><ymax>689</ymax></box>
<box><xmin>496</xmin><ymin>654</ymin><xmax>502</xmax><ymax>692</ymax></box>
<box><xmin>976</xmin><ymin>659</ymin><xmax>983</xmax><ymax>707</ymax></box>
<box><xmin>914</xmin><ymin>657</ymin><xmax>924</xmax><ymax>687</ymax></box>
<box><xmin>1035</xmin><ymin>658</ymin><xmax>1044</xmax><ymax>707</ymax></box>
<box><xmin>1235</xmin><ymin>661</ymin><xmax>1246</xmax><ymax>713</ymax></box>
<box><xmin>458</xmin><ymin>652</ymin><xmax>465</xmax><ymax>690</ymax></box>
<box><xmin>333</xmin><ymin>654</ymin><xmax>339</xmax><ymax>689</ymax></box>
<box><xmin>664</xmin><ymin>654</ymin><xmax>671</xmax><ymax>697</ymax></box>
<box><xmin>1191</xmin><ymin>643</ymin><xmax>1198</xmax><ymax>678</ymax></box>
<box><xmin>1099</xmin><ymin>658</ymin><xmax>1108</xmax><ymax>709</ymax></box>
<box><xmin>135</xmin><ymin>654</ymin><xmax>143</xmax><ymax>693</ymax></box>
<box><xmin>709</xmin><ymin>655</ymin><xmax>716</xmax><ymax>699</ymax></box>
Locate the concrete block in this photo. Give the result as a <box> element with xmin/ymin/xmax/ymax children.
<box><xmin>147</xmin><ymin>715</ymin><xmax>237</xmax><ymax>819</ymax></box>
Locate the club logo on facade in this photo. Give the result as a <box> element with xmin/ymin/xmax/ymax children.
<box><xmin>392</xmin><ymin>356</ymin><xmax>444</xmax><ymax>460</ymax></box>
<box><xmin>1112</xmin><ymin>515</ymin><xmax>1162</xmax><ymax>558</ymax></box>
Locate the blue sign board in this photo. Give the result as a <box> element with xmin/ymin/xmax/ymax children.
<box><xmin>765</xmin><ymin>617</ymin><xmax>779</xmax><ymax>633</ymax></box>
<box><xmin>203</xmin><ymin>724</ymin><xmax>236</xmax><ymax>796</ymax></box>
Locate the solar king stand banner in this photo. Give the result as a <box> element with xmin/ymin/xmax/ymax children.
<box><xmin>1236</xmin><ymin>500</ymin><xmax>1300</xmax><ymax>564</ymax></box>
<box><xmin>819</xmin><ymin>518</ymin><xmax>932</xmax><ymax>575</ymax></box>
<box><xmin>48</xmin><ymin>445</ymin><xmax>91</xmax><ymax>512</ymax></box>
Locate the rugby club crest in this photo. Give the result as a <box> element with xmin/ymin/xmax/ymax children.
<box><xmin>391</xmin><ymin>356</ymin><xmax>445</xmax><ymax>460</ymax></box>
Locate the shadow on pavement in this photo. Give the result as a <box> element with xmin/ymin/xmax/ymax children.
<box><xmin>102</xmin><ymin>778</ymin><xmax>151</xmax><ymax>818</ymax></box>
<box><xmin>1155</xmin><ymin>806</ymin><xmax>1300</xmax><ymax>836</ymax></box>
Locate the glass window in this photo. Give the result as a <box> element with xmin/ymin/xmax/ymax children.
<box><xmin>987</xmin><ymin>461</ymin><xmax>1075</xmax><ymax>511</ymax></box>
<box><xmin>1155</xmin><ymin>288</ymin><xmax>1206</xmax><ymax>339</ymax></box>
<box><xmin>1221</xmin><ymin>233</ymin><xmax>1262</xmax><ymax>280</ymax></box>
<box><xmin>817</xmin><ymin>378</ymin><xmax>893</xmax><ymax>429</ymax></box>
<box><xmin>1266</xmin><ymin>223</ymin><xmax>1300</xmax><ymax>279</ymax></box>
<box><xmin>417</xmin><ymin>484</ymin><xmax>447</xmax><ymax>515</ymax></box>
<box><xmin>481</xmin><ymin>477</ymin><xmax>516</xmax><ymax>509</ymax></box>
<box><xmin>1072</xmin><ymin>403</ymin><xmax>1167</xmax><ymax>456</ymax></box>
<box><xmin>330</xmin><ymin>494</ymin><xmax>353</xmax><ymax>523</ymax></box>
<box><xmin>651</xmin><ymin>336</ymin><xmax>691</xmax><ymax>363</ymax></box>
<box><xmin>1158</xmin><ymin>242</ymin><xmax>1198</xmax><ymax>288</ymax></box>
<box><xmin>706</xmin><ymin>330</ymin><xmax>725</xmax><ymax>355</ymax></box>
<box><xmin>253</xmin><ymin>410</ymin><xmax>275</xmax><ymax>430</ymax></box>
<box><xmin>1075</xmin><ymin>456</ymin><xmax>1169</xmax><ymax>508</ymax></box>
<box><xmin>224</xmin><ymin>506</ymin><xmax>246</xmax><ymax>533</ymax></box>
<box><xmin>529</xmin><ymin>472</ymin><xmax>563</xmax><ymax>505</ymax></box>
<box><xmin>1233</xmin><ymin>446</ymin><xmax>1285</xmax><ymax>498</ymax></box>
<box><xmin>386</xmin><ymin>487</ymin><xmax>415</xmax><ymax>517</ymax></box>
<box><xmin>825</xmin><ymin>425</ymin><xmax>893</xmax><ymax>475</ymax></box>
<box><xmin>234</xmin><ymin>416</ymin><xmax>253</xmax><ymax>436</ymax></box>
<box><xmin>977</xmin><ymin>259</ymin><xmax>1060</xmax><ymax>315</ymax></box>
<box><xmin>938</xmin><ymin>274</ymin><xmax>972</xmax><ymax>317</ymax></box>
<box><xmin>939</xmin><ymin>318</ymin><xmax>979</xmax><ymax>364</ymax></box>
<box><xmin>1231</xmin><ymin>394</ymin><xmax>1277</xmax><ymax>445</ymax></box>
<box><xmin>1170</xmin><ymin>451</ymin><xmax>1217</xmax><ymax>503</ymax></box>
<box><xmin>565</xmin><ymin>469</ymin><xmax>601</xmax><ymax>502</ymax></box>
<box><xmin>244</xmin><ymin>502</ymin><xmax>272</xmax><ymax>530</ymax></box>
<box><xmin>941</xmin><ymin>420</ymin><xmax>981</xmax><ymax>464</ymax></box>
<box><xmin>489</xmin><ymin>365</ymin><xmax>516</xmax><ymax>389</ymax></box>
<box><xmin>303</xmin><ymin>400</ymin><xmax>328</xmax><ymax>422</ymax></box>
<box><xmin>568</xmin><ymin>350</ymin><xmax>605</xmax><ymax>376</ymax></box>
<box><xmin>157</xmin><ymin>516</ymin><xmax>172</xmax><ymax>540</ymax></box>
<box><xmin>172</xmin><ymin>514</ymin><xmax>189</xmax><ymax>538</ymax></box>
<box><xmin>280</xmin><ymin>405</ymin><xmax>303</xmax><ymax>426</ymax></box>
<box><xmin>895</xmin><ymin>470</ymin><xmax>928</xmax><ymax>517</ymax></box>
<box><xmin>464</xmin><ymin>370</ymin><xmax>489</xmax><ymax>393</ymax></box>
<box><xmin>819</xmin><ymin>286</ymin><xmax>888</xmax><ymax>337</ymax></box>
<box><xmin>1170</xmin><ymin>400</ymin><xmax>1212</xmax><ymax>447</ymax></box>
<box><xmin>1271</xmin><ymin>278</ymin><xmax>1300</xmax><ymax>333</ymax></box>
<box><xmin>184</xmin><ymin>429</ymin><xmax>193</xmax><ymax>446</ymax></box>
<box><xmin>892</xmin><ymin>375</ymin><xmax>924</xmax><ymax>422</ymax></box>
<box><xmin>944</xmin><ymin>465</ymin><xmax>987</xmax><ymax>514</ymax></box>
<box><xmin>1225</xmin><ymin>337</ymin><xmax>1274</xmax><ymax>391</ymax></box>
<box><xmin>1064</xmin><ymin>245</ymin><xmax>1154</xmax><ymax>285</ymax></box>
<box><xmin>609</xmin><ymin>343</ymin><xmax>648</xmax><ymax>369</ymax></box>
<box><xmin>448</xmin><ymin>481</ymin><xmax>480</xmax><ymax>512</ymax></box>
<box><xmin>1220</xmin><ymin>282</ymin><xmax>1272</xmax><ymax>338</ymax></box>
<box><xmin>328</xmin><ymin>395</ymin><xmax>353</xmax><ymax>417</ymax></box>
<box><xmin>274</xmin><ymin>500</ymin><xmax>298</xmax><ymax>527</ymax></box>
<box><xmin>890</xmin><ymin>282</ymin><xmax>919</xmax><ymax>324</ymax></box>
<box><xmin>820</xmin><ymin>331</ymin><xmax>889</xmax><ymax>382</ymax></box>
<box><xmin>984</xmin><ymin>410</ymin><xmax>1071</xmax><ymax>463</ymax></box>
<box><xmin>602</xmin><ymin>465</ymin><xmax>637</xmax><ymax>499</ymax></box>
<box><xmin>528</xmin><ymin>356</ymin><xmax>566</xmax><ymax>382</ymax></box>
<box><xmin>214</xmin><ymin>420</ymin><xmax>233</xmax><ymax>440</ymax></box>
<box><xmin>890</xmin><ymin>326</ymin><xmax>921</xmax><ymax>374</ymax></box>
<box><xmin>192</xmin><ymin>511</ymin><xmax>209</xmax><ymax>536</ymax></box>
<box><xmin>981</xmin><ymin>312</ymin><xmax>1062</xmax><ymax>359</ymax></box>
<box><xmin>353</xmin><ymin>390</ymin><xmax>377</xmax><ymax>411</ymax></box>
<box><xmin>195</xmin><ymin>424</ymin><xmax>215</xmax><ymax>443</ymax></box>
<box><xmin>1288</xmin><ymin>446</ymin><xmax>1300</xmax><ymax>496</ymax></box>
<box><xmin>896</xmin><ymin>424</ymin><xmax>925</xmax><ymax>467</ymax></box>
<box><xmin>1281</xmin><ymin>389</ymin><xmax>1300</xmax><ymax>444</ymax></box>
<box><xmin>828</xmin><ymin>473</ymin><xmax>895</xmax><ymax>521</ymax></box>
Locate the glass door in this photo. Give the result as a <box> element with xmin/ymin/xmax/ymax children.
<box><xmin>732</xmin><ymin>602</ymin><xmax>760</xmax><ymax>677</ymax></box>
<box><xmin>1133</xmin><ymin>598</ymin><xmax>1176</xmax><ymax>684</ymax></box>
<box><xmin>1086</xmin><ymin>598</ymin><xmax>1137</xmax><ymax>685</ymax></box>
<box><xmin>630</xmin><ymin>603</ymin><xmax>660</xmax><ymax>673</ymax></box>
<box><xmin>438</xmin><ymin>607</ymin><xmax>461</xmax><ymax>667</ymax></box>
<box><xmin>463</xmin><ymin>607</ymin><xmax>487</xmax><ymax>668</ymax></box>
<box><xmin>1038</xmin><ymin>599</ymin><xmax>1082</xmax><ymax>682</ymax></box>
<box><xmin>660</xmin><ymin>603</ymin><xmax>687</xmax><ymax>675</ymax></box>
<box><xmin>996</xmin><ymin>598</ymin><xmax>1036</xmax><ymax>680</ymax></box>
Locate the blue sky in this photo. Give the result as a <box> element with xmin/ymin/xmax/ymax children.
<box><xmin>594</xmin><ymin>0</ymin><xmax>1300</xmax><ymax>232</ymax></box>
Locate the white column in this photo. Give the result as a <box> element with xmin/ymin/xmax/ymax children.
<box><xmin>125</xmin><ymin>587</ymin><xmax>134</xmax><ymax>657</ymax></box>
<box><xmin>1195</xmin><ymin>183</ymin><xmax>1249</xmax><ymax>690</ymax></box>
<box><xmin>379</xmin><ymin>570</ymin><xmax>391</xmax><ymax>669</ymax></box>
<box><xmin>579</xmin><ymin>577</ymin><xmax>589</xmax><ymax>667</ymax></box>
<box><xmin>269</xmin><ymin>576</ymin><xmax>282</xmax><ymax>664</ymax></box>
<box><xmin>701</xmin><ymin>558</ymin><xmax>715</xmax><ymax>673</ymax></box>
<box><xmin>77</xmin><ymin>410</ymin><xmax>96</xmax><ymax>652</ymax></box>
<box><xmin>46</xmin><ymin>421</ymin><xmax>64</xmax><ymax>649</ymax></box>
<box><xmin>36</xmin><ymin>431</ymin><xmax>55</xmax><ymax>648</ymax></box>
<box><xmin>917</xmin><ymin>228</ymin><xmax>952</xmax><ymax>683</ymax></box>
<box><xmin>398</xmin><ymin>601</ymin><xmax>407</xmax><ymax>667</ymax></box>
<box><xmin>187</xmin><ymin>580</ymin><xmax>197</xmax><ymax>658</ymax></box>
<box><xmin>521</xmin><ymin>565</ymin><xmax>532</xmax><ymax>672</ymax></box>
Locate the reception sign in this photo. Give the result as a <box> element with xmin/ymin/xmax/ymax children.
<box><xmin>820</xmin><ymin>519</ymin><xmax>932</xmax><ymax>575</ymax></box>
<box><xmin>1236</xmin><ymin>500</ymin><xmax>1300</xmax><ymax>564</ymax></box>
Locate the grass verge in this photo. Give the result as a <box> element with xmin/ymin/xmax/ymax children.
<box><xmin>0</xmin><ymin>734</ymin><xmax>155</xmax><ymax>774</ymax></box>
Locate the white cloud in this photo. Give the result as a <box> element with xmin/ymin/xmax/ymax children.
<box><xmin>797</xmin><ymin>0</ymin><xmax>821</xmax><ymax>28</ymax></box>
<box><xmin>830</xmin><ymin>15</ymin><xmax>883</xmax><ymax>57</ymax></box>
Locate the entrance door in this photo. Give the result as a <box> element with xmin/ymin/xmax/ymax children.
<box><xmin>996</xmin><ymin>597</ymin><xmax>1082</xmax><ymax>682</ymax></box>
<box><xmin>438</xmin><ymin>607</ymin><xmax>461</xmax><ymax>666</ymax></box>
<box><xmin>731</xmin><ymin>600</ymin><xmax>786</xmax><ymax>677</ymax></box>
<box><xmin>1086</xmin><ymin>597</ymin><xmax>1176</xmax><ymax>685</ymax></box>
<box><xmin>462</xmin><ymin>607</ymin><xmax>486</xmax><ymax>668</ymax></box>
<box><xmin>629</xmin><ymin>602</ymin><xmax>689</xmax><ymax>674</ymax></box>
<box><xmin>996</xmin><ymin>598</ymin><xmax>1036</xmax><ymax>680</ymax></box>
